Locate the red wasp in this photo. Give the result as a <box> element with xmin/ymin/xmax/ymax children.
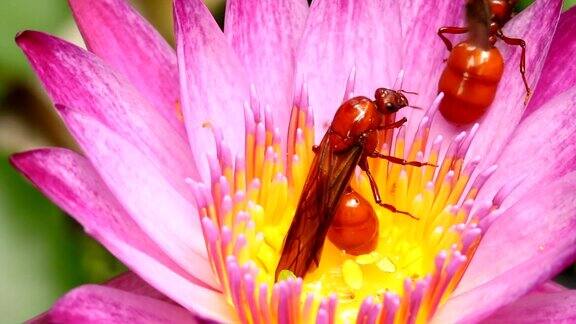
<box><xmin>437</xmin><ymin>0</ymin><xmax>530</xmax><ymax>124</ymax></box>
<box><xmin>275</xmin><ymin>88</ymin><xmax>434</xmax><ymax>280</ymax></box>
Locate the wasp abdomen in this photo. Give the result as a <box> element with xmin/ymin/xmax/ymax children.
<box><xmin>438</xmin><ymin>42</ymin><xmax>504</xmax><ymax>124</ymax></box>
<box><xmin>328</xmin><ymin>189</ymin><xmax>379</xmax><ymax>255</ymax></box>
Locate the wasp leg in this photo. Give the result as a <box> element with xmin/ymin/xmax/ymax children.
<box><xmin>359</xmin><ymin>158</ymin><xmax>418</xmax><ymax>220</ymax></box>
<box><xmin>378</xmin><ymin>117</ymin><xmax>407</xmax><ymax>130</ymax></box>
<box><xmin>437</xmin><ymin>26</ymin><xmax>469</xmax><ymax>51</ymax></box>
<box><xmin>358</xmin><ymin>117</ymin><xmax>406</xmax><ymax>140</ymax></box>
<box><xmin>369</xmin><ymin>152</ymin><xmax>436</xmax><ymax>167</ymax></box>
<box><xmin>497</xmin><ymin>31</ymin><xmax>531</xmax><ymax>105</ymax></box>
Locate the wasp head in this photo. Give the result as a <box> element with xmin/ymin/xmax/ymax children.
<box><xmin>374</xmin><ymin>88</ymin><xmax>409</xmax><ymax>114</ymax></box>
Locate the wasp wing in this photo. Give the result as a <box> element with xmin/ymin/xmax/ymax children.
<box><xmin>275</xmin><ymin>134</ymin><xmax>363</xmax><ymax>279</ymax></box>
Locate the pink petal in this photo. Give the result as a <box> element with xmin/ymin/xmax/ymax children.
<box><xmin>10</xmin><ymin>148</ymin><xmax>216</xmax><ymax>289</ymax></box>
<box><xmin>34</xmin><ymin>285</ymin><xmax>198</xmax><ymax>323</ymax></box>
<box><xmin>483</xmin><ymin>289</ymin><xmax>576</xmax><ymax>323</ymax></box>
<box><xmin>56</xmin><ymin>108</ymin><xmax>218</xmax><ymax>288</ymax></box>
<box><xmin>532</xmin><ymin>281</ymin><xmax>567</xmax><ymax>294</ymax></box>
<box><xmin>29</xmin><ymin>229</ymin><xmax>232</xmax><ymax>323</ymax></box>
<box><xmin>476</xmin><ymin>87</ymin><xmax>576</xmax><ymax>210</ymax></box>
<box><xmin>433</xmin><ymin>172</ymin><xmax>576</xmax><ymax>323</ymax></box>
<box><xmin>224</xmin><ymin>0</ymin><xmax>308</xmax><ymax>142</ymax></box>
<box><xmin>429</xmin><ymin>0</ymin><xmax>562</xmax><ymax>165</ymax></box>
<box><xmin>30</xmin><ymin>245</ymin><xmax>232</xmax><ymax>324</ymax></box>
<box><xmin>174</xmin><ymin>0</ymin><xmax>250</xmax><ymax>183</ymax></box>
<box><xmin>295</xmin><ymin>0</ymin><xmax>403</xmax><ymax>137</ymax></box>
<box><xmin>16</xmin><ymin>31</ymin><xmax>199</xmax><ymax>199</ymax></box>
<box><xmin>105</xmin><ymin>237</ymin><xmax>235</xmax><ymax>322</ymax></box>
<box><xmin>526</xmin><ymin>6</ymin><xmax>576</xmax><ymax>116</ymax></box>
<box><xmin>68</xmin><ymin>0</ymin><xmax>184</xmax><ymax>136</ymax></box>
<box><xmin>105</xmin><ymin>272</ymin><xmax>170</xmax><ymax>302</ymax></box>
<box><xmin>399</xmin><ymin>0</ymin><xmax>464</xmax><ymax>140</ymax></box>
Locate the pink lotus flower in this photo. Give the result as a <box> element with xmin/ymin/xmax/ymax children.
<box><xmin>12</xmin><ymin>0</ymin><xmax>576</xmax><ymax>322</ymax></box>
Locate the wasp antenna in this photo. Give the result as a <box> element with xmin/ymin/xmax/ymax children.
<box><xmin>393</xmin><ymin>70</ymin><xmax>405</xmax><ymax>89</ymax></box>
<box><xmin>399</xmin><ymin>89</ymin><xmax>419</xmax><ymax>95</ymax></box>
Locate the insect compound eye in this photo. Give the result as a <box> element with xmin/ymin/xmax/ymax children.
<box><xmin>374</xmin><ymin>88</ymin><xmax>386</xmax><ymax>100</ymax></box>
<box><xmin>401</xmin><ymin>97</ymin><xmax>409</xmax><ymax>108</ymax></box>
<box><xmin>386</xmin><ymin>102</ymin><xmax>398</xmax><ymax>112</ymax></box>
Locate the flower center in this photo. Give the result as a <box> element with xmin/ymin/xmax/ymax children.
<box><xmin>191</xmin><ymin>78</ymin><xmax>501</xmax><ymax>323</ymax></box>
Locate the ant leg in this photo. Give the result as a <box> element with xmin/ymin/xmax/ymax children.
<box><xmin>437</xmin><ymin>26</ymin><xmax>468</xmax><ymax>51</ymax></box>
<box><xmin>312</xmin><ymin>145</ymin><xmax>320</xmax><ymax>153</ymax></box>
<box><xmin>359</xmin><ymin>158</ymin><xmax>418</xmax><ymax>219</ymax></box>
<box><xmin>369</xmin><ymin>151</ymin><xmax>436</xmax><ymax>167</ymax></box>
<box><xmin>497</xmin><ymin>32</ymin><xmax>531</xmax><ymax>104</ymax></box>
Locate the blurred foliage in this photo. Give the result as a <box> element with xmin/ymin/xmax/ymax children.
<box><xmin>77</xmin><ymin>232</ymin><xmax>126</xmax><ymax>283</ymax></box>
<box><xmin>0</xmin><ymin>0</ymin><xmax>69</xmax><ymax>97</ymax></box>
<box><xmin>518</xmin><ymin>0</ymin><xmax>576</xmax><ymax>10</ymax></box>
<box><xmin>0</xmin><ymin>152</ymin><xmax>125</xmax><ymax>323</ymax></box>
<box><xmin>565</xmin><ymin>0</ymin><xmax>576</xmax><ymax>9</ymax></box>
<box><xmin>516</xmin><ymin>0</ymin><xmax>534</xmax><ymax>10</ymax></box>
<box><xmin>0</xmin><ymin>155</ymin><xmax>78</xmax><ymax>322</ymax></box>
<box><xmin>136</xmin><ymin>0</ymin><xmax>225</xmax><ymax>42</ymax></box>
<box><xmin>0</xmin><ymin>1</ymin><xmax>124</xmax><ymax>322</ymax></box>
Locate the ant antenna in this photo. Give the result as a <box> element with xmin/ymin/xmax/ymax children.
<box><xmin>408</xmin><ymin>105</ymin><xmax>424</xmax><ymax>110</ymax></box>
